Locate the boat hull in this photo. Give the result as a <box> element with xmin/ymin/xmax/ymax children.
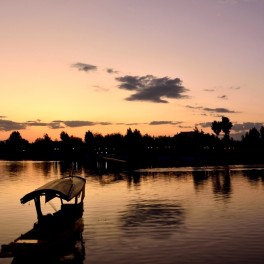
<box><xmin>1</xmin><ymin>217</ymin><xmax>84</xmax><ymax>258</ymax></box>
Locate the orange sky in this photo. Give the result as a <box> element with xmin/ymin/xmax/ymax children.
<box><xmin>1</xmin><ymin>0</ymin><xmax>264</xmax><ymax>142</ymax></box>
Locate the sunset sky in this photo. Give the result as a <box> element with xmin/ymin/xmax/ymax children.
<box><xmin>1</xmin><ymin>0</ymin><xmax>264</xmax><ymax>142</ymax></box>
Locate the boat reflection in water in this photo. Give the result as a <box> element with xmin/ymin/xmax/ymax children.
<box><xmin>0</xmin><ymin>176</ymin><xmax>86</xmax><ymax>264</ymax></box>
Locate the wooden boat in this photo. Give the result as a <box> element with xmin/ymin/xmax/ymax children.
<box><xmin>0</xmin><ymin>175</ymin><xmax>86</xmax><ymax>260</ymax></box>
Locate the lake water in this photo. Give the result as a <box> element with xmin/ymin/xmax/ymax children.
<box><xmin>0</xmin><ymin>160</ymin><xmax>264</xmax><ymax>264</ymax></box>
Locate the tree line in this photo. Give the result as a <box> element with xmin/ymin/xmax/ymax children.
<box><xmin>0</xmin><ymin>116</ymin><xmax>264</xmax><ymax>167</ymax></box>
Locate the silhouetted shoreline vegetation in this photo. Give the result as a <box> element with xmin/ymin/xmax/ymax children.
<box><xmin>0</xmin><ymin>117</ymin><xmax>264</xmax><ymax>168</ymax></box>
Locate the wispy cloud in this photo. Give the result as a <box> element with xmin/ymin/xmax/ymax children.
<box><xmin>106</xmin><ymin>68</ymin><xmax>119</xmax><ymax>74</ymax></box>
<box><xmin>26</xmin><ymin>120</ymin><xmax>49</xmax><ymax>127</ymax></box>
<box><xmin>98</xmin><ymin>122</ymin><xmax>112</xmax><ymax>125</ymax></box>
<box><xmin>229</xmin><ymin>86</ymin><xmax>241</xmax><ymax>90</ymax></box>
<box><xmin>198</xmin><ymin>122</ymin><xmax>213</xmax><ymax>129</ymax></box>
<box><xmin>116</xmin><ymin>75</ymin><xmax>188</xmax><ymax>103</ymax></box>
<box><xmin>63</xmin><ymin>121</ymin><xmax>97</xmax><ymax>127</ymax></box>
<box><xmin>232</xmin><ymin>122</ymin><xmax>264</xmax><ymax>132</ymax></box>
<box><xmin>218</xmin><ymin>95</ymin><xmax>228</xmax><ymax>100</ymax></box>
<box><xmin>186</xmin><ymin>105</ymin><xmax>203</xmax><ymax>110</ymax></box>
<box><xmin>72</xmin><ymin>62</ymin><xmax>97</xmax><ymax>72</ymax></box>
<box><xmin>203</xmin><ymin>107</ymin><xmax>237</xmax><ymax>113</ymax></box>
<box><xmin>26</xmin><ymin>120</ymin><xmax>63</xmax><ymax>129</ymax></box>
<box><xmin>204</xmin><ymin>89</ymin><xmax>216</xmax><ymax>92</ymax></box>
<box><xmin>117</xmin><ymin>122</ymin><xmax>147</xmax><ymax>126</ymax></box>
<box><xmin>1</xmin><ymin>117</ymin><xmax>264</xmax><ymax>142</ymax></box>
<box><xmin>0</xmin><ymin>117</ymin><xmax>184</xmax><ymax>132</ymax></box>
<box><xmin>0</xmin><ymin>119</ymin><xmax>27</xmax><ymax>131</ymax></box>
<box><xmin>72</xmin><ymin>63</ymin><xmax>119</xmax><ymax>75</ymax></box>
<box><xmin>93</xmin><ymin>85</ymin><xmax>109</xmax><ymax>92</ymax></box>
<box><xmin>149</xmin><ymin>121</ymin><xmax>182</xmax><ymax>125</ymax></box>
<box><xmin>49</xmin><ymin>121</ymin><xmax>65</xmax><ymax>129</ymax></box>
<box><xmin>186</xmin><ymin>105</ymin><xmax>237</xmax><ymax>114</ymax></box>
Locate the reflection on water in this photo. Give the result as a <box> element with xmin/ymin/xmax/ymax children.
<box><xmin>1</xmin><ymin>161</ymin><xmax>264</xmax><ymax>264</ymax></box>
<box><xmin>121</xmin><ymin>200</ymin><xmax>185</xmax><ymax>239</ymax></box>
<box><xmin>242</xmin><ymin>169</ymin><xmax>264</xmax><ymax>185</ymax></box>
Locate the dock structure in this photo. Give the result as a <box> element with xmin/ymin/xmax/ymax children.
<box><xmin>101</xmin><ymin>156</ymin><xmax>127</xmax><ymax>164</ymax></box>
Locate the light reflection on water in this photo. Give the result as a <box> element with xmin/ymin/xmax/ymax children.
<box><xmin>0</xmin><ymin>161</ymin><xmax>264</xmax><ymax>263</ymax></box>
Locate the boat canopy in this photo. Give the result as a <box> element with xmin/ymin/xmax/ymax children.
<box><xmin>20</xmin><ymin>176</ymin><xmax>86</xmax><ymax>204</ymax></box>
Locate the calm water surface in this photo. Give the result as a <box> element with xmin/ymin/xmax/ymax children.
<box><xmin>0</xmin><ymin>161</ymin><xmax>264</xmax><ymax>264</ymax></box>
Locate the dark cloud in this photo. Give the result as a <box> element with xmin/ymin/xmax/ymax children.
<box><xmin>198</xmin><ymin>122</ymin><xmax>213</xmax><ymax>128</ymax></box>
<box><xmin>149</xmin><ymin>121</ymin><xmax>182</xmax><ymax>125</ymax></box>
<box><xmin>98</xmin><ymin>122</ymin><xmax>112</xmax><ymax>125</ymax></box>
<box><xmin>218</xmin><ymin>95</ymin><xmax>228</xmax><ymax>100</ymax></box>
<box><xmin>0</xmin><ymin>120</ymin><xmax>27</xmax><ymax>131</ymax></box>
<box><xmin>26</xmin><ymin>121</ymin><xmax>48</xmax><ymax>127</ymax></box>
<box><xmin>63</xmin><ymin>121</ymin><xmax>97</xmax><ymax>127</ymax></box>
<box><xmin>232</xmin><ymin>122</ymin><xmax>264</xmax><ymax>132</ymax></box>
<box><xmin>72</xmin><ymin>62</ymin><xmax>97</xmax><ymax>72</ymax></box>
<box><xmin>186</xmin><ymin>105</ymin><xmax>203</xmax><ymax>110</ymax></box>
<box><xmin>179</xmin><ymin>125</ymin><xmax>193</xmax><ymax>129</ymax></box>
<box><xmin>203</xmin><ymin>107</ymin><xmax>237</xmax><ymax>113</ymax></box>
<box><xmin>26</xmin><ymin>120</ymin><xmax>65</xmax><ymax>129</ymax></box>
<box><xmin>49</xmin><ymin>121</ymin><xmax>65</xmax><ymax>129</ymax></box>
<box><xmin>116</xmin><ymin>75</ymin><xmax>188</xmax><ymax>103</ymax></box>
<box><xmin>47</xmin><ymin>120</ymin><xmax>115</xmax><ymax>129</ymax></box>
<box><xmin>0</xmin><ymin>118</ymin><xmax>59</xmax><ymax>131</ymax></box>
<box><xmin>52</xmin><ymin>120</ymin><xmax>64</xmax><ymax>123</ymax></box>
<box><xmin>122</xmin><ymin>122</ymin><xmax>145</xmax><ymax>126</ymax></box>
<box><xmin>116</xmin><ymin>122</ymin><xmax>126</xmax><ymax>125</ymax></box>
<box><xmin>186</xmin><ymin>105</ymin><xmax>238</xmax><ymax>115</ymax></box>
<box><xmin>106</xmin><ymin>68</ymin><xmax>119</xmax><ymax>74</ymax></box>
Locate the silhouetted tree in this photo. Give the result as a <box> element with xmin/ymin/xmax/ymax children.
<box><xmin>260</xmin><ymin>126</ymin><xmax>264</xmax><ymax>140</ymax></box>
<box><xmin>60</xmin><ymin>133</ymin><xmax>84</xmax><ymax>160</ymax></box>
<box><xmin>94</xmin><ymin>133</ymin><xmax>104</xmax><ymax>153</ymax></box>
<box><xmin>104</xmin><ymin>133</ymin><xmax>124</xmax><ymax>156</ymax></box>
<box><xmin>60</xmin><ymin>131</ymin><xmax>70</xmax><ymax>142</ymax></box>
<box><xmin>84</xmin><ymin>130</ymin><xmax>95</xmax><ymax>157</ymax></box>
<box><xmin>124</xmin><ymin>128</ymin><xmax>144</xmax><ymax>166</ymax></box>
<box><xmin>32</xmin><ymin>134</ymin><xmax>54</xmax><ymax>159</ymax></box>
<box><xmin>8</xmin><ymin>131</ymin><xmax>23</xmax><ymax>142</ymax></box>
<box><xmin>211</xmin><ymin>116</ymin><xmax>233</xmax><ymax>140</ymax></box>
<box><xmin>69</xmin><ymin>136</ymin><xmax>83</xmax><ymax>159</ymax></box>
<box><xmin>242</xmin><ymin>127</ymin><xmax>260</xmax><ymax>145</ymax></box>
<box><xmin>211</xmin><ymin>121</ymin><xmax>222</xmax><ymax>137</ymax></box>
<box><xmin>240</xmin><ymin>126</ymin><xmax>264</xmax><ymax>163</ymax></box>
<box><xmin>5</xmin><ymin>131</ymin><xmax>29</xmax><ymax>159</ymax></box>
<box><xmin>3</xmin><ymin>119</ymin><xmax>264</xmax><ymax>166</ymax></box>
<box><xmin>221</xmin><ymin>116</ymin><xmax>232</xmax><ymax>140</ymax></box>
<box><xmin>0</xmin><ymin>140</ymin><xmax>5</xmax><ymax>158</ymax></box>
<box><xmin>57</xmin><ymin>131</ymin><xmax>71</xmax><ymax>159</ymax></box>
<box><xmin>84</xmin><ymin>130</ymin><xmax>94</xmax><ymax>144</ymax></box>
<box><xmin>34</xmin><ymin>134</ymin><xmax>53</xmax><ymax>145</ymax></box>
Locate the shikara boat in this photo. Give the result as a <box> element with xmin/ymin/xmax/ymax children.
<box><xmin>0</xmin><ymin>175</ymin><xmax>86</xmax><ymax>260</ymax></box>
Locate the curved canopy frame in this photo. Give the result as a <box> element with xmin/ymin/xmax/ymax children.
<box><xmin>20</xmin><ymin>176</ymin><xmax>86</xmax><ymax>204</ymax></box>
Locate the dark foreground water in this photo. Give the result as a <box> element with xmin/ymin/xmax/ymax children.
<box><xmin>0</xmin><ymin>161</ymin><xmax>264</xmax><ymax>264</ymax></box>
